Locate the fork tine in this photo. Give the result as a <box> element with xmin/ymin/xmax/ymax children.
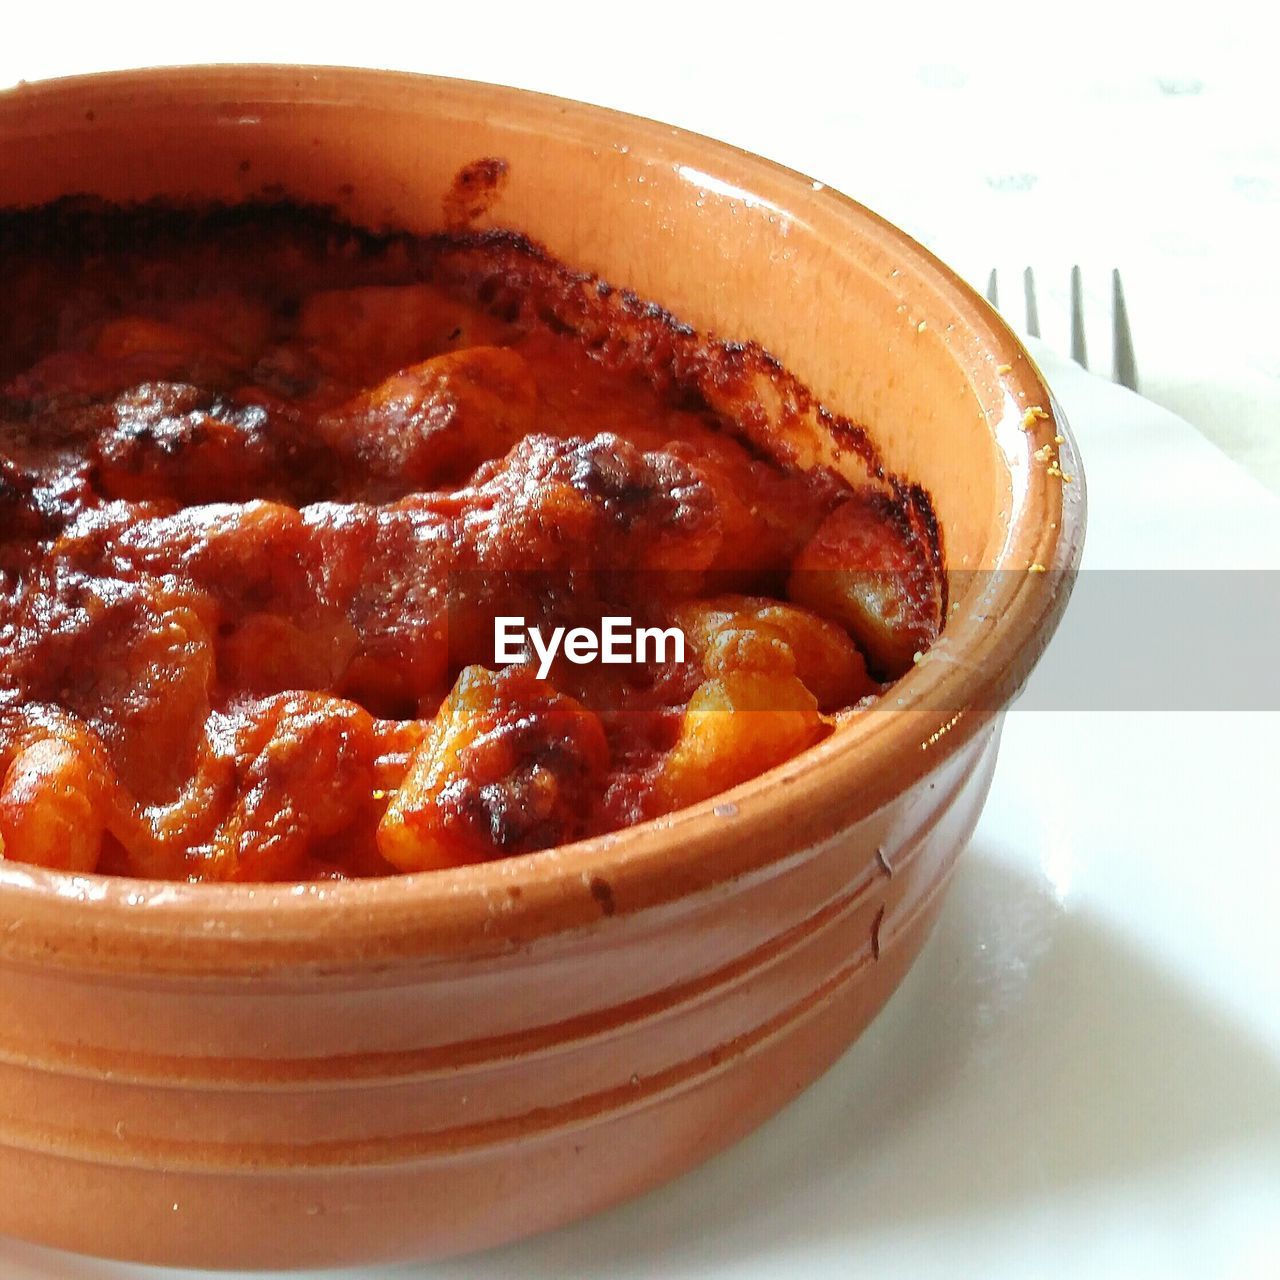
<box><xmin>1112</xmin><ymin>269</ymin><xmax>1138</xmax><ymax>390</ymax></box>
<box><xmin>985</xmin><ymin>268</ymin><xmax>1000</xmax><ymax>308</ymax></box>
<box><xmin>1070</xmin><ymin>265</ymin><xmax>1088</xmax><ymax>369</ymax></box>
<box><xmin>1023</xmin><ymin>267</ymin><xmax>1041</xmax><ymax>338</ymax></box>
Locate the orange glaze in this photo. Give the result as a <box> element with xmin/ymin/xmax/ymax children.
<box><xmin>0</xmin><ymin>204</ymin><xmax>942</xmax><ymax>880</ymax></box>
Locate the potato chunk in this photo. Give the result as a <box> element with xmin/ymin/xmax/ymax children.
<box><xmin>673</xmin><ymin>595</ymin><xmax>875</xmax><ymax>711</ymax></box>
<box><xmin>218</xmin><ymin>695</ymin><xmax>377</xmax><ymax>881</ymax></box>
<box><xmin>378</xmin><ymin>665</ymin><xmax>609</xmax><ymax>871</ymax></box>
<box><xmin>788</xmin><ymin>493</ymin><xmax>941</xmax><ymax>678</ymax></box>
<box><xmin>0</xmin><ymin>736</ymin><xmax>107</xmax><ymax>872</ymax></box>
<box><xmin>4</xmin><ymin>574</ymin><xmax>215</xmax><ymax>806</ymax></box>
<box><xmin>94</xmin><ymin>383</ymin><xmax>291</xmax><ymax>505</ymax></box>
<box><xmin>148</xmin><ymin>694</ymin><xmax>379</xmax><ymax>882</ymax></box>
<box><xmin>324</xmin><ymin>346</ymin><xmax>538</xmax><ymax>490</ymax></box>
<box><xmin>654</xmin><ymin>670</ymin><xmax>824</xmax><ymax>812</ymax></box>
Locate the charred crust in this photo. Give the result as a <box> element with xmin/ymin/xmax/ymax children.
<box><xmin>442</xmin><ymin>158</ymin><xmax>510</xmax><ymax>230</ymax></box>
<box><xmin>0</xmin><ymin>195</ymin><xmax>944</xmax><ymax>601</ymax></box>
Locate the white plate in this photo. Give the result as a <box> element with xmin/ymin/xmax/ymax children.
<box><xmin>5</xmin><ymin>350</ymin><xmax>1278</xmax><ymax>1279</ymax></box>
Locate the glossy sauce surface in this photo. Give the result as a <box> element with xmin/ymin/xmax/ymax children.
<box><xmin>0</xmin><ymin>206</ymin><xmax>942</xmax><ymax>879</ymax></box>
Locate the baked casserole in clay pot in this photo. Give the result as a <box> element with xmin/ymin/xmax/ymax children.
<box><xmin>0</xmin><ymin>66</ymin><xmax>1083</xmax><ymax>1268</ymax></box>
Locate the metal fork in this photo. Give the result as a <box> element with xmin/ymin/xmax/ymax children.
<box><xmin>986</xmin><ymin>266</ymin><xmax>1138</xmax><ymax>391</ymax></box>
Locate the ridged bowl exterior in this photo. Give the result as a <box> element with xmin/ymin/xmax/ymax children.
<box><xmin>0</xmin><ymin>68</ymin><xmax>1084</xmax><ymax>1268</ymax></box>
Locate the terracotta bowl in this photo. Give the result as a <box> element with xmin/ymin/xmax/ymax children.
<box><xmin>0</xmin><ymin>67</ymin><xmax>1084</xmax><ymax>1269</ymax></box>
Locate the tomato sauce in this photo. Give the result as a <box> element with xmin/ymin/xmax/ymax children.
<box><xmin>0</xmin><ymin>202</ymin><xmax>942</xmax><ymax>880</ymax></box>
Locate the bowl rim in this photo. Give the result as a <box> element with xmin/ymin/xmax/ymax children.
<box><xmin>0</xmin><ymin>64</ymin><xmax>1086</xmax><ymax>970</ymax></box>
